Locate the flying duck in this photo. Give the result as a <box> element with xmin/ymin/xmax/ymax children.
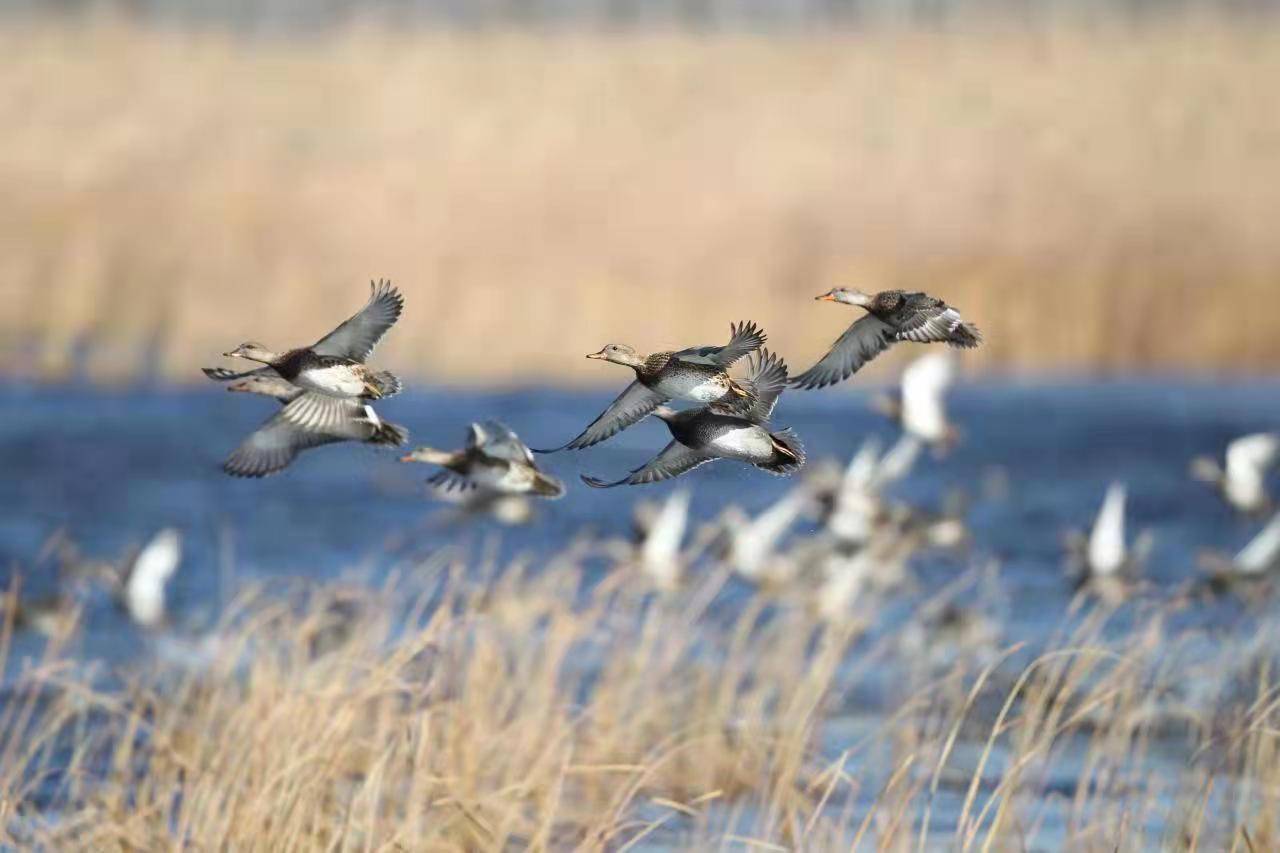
<box><xmin>791</xmin><ymin>288</ymin><xmax>981</xmax><ymax>390</ymax></box>
<box><xmin>633</xmin><ymin>488</ymin><xmax>692</xmax><ymax>591</ymax></box>
<box><xmin>221</xmin><ymin>376</ymin><xmax>408</xmax><ymax>478</ymax></box>
<box><xmin>536</xmin><ymin>321</ymin><xmax>767</xmax><ymax>452</ymax></box>
<box><xmin>1064</xmin><ymin>482</ymin><xmax>1152</xmax><ymax>598</ymax></box>
<box><xmin>714</xmin><ymin>484</ymin><xmax>815</xmax><ymax>589</ymax></box>
<box><xmin>871</xmin><ymin>351</ymin><xmax>960</xmax><ymax>453</ymax></box>
<box><xmin>401</xmin><ymin>420</ymin><xmax>566</xmax><ymax>498</ymax></box>
<box><xmin>207</xmin><ymin>279</ymin><xmax>403</xmax><ymax>401</ymax></box>
<box><xmin>1197</xmin><ymin>512</ymin><xmax>1280</xmax><ymax>595</ymax></box>
<box><xmin>1191</xmin><ymin>432</ymin><xmax>1280</xmax><ymax>516</ymax></box>
<box><xmin>582</xmin><ymin>348</ymin><xmax>804</xmax><ymax>488</ymax></box>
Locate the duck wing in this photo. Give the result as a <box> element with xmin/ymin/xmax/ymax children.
<box><xmin>534</xmin><ymin>381</ymin><xmax>667</xmax><ymax>453</ymax></box>
<box><xmin>311</xmin><ymin>279</ymin><xmax>404</xmax><ymax>362</ymax></box>
<box><xmin>892</xmin><ymin>296</ymin><xmax>968</xmax><ymax>345</ymax></box>
<box><xmin>729</xmin><ymin>348</ymin><xmax>788</xmax><ymax>422</ymax></box>
<box><xmin>203</xmin><ymin>365</ymin><xmax>279</xmax><ymax>383</ymax></box>
<box><xmin>789</xmin><ymin>315</ymin><xmax>894</xmax><ymax>390</ymax></box>
<box><xmin>900</xmin><ymin>352</ymin><xmax>954</xmax><ymax>439</ymax></box>
<box><xmin>1227</xmin><ymin>433</ymin><xmax>1280</xmax><ymax>483</ymax></box>
<box><xmin>582</xmin><ymin>440</ymin><xmax>715</xmax><ymax>488</ymax></box>
<box><xmin>122</xmin><ymin>528</ymin><xmax>182</xmax><ymax>628</ymax></box>
<box><xmin>1087</xmin><ymin>482</ymin><xmax>1128</xmax><ymax>576</ymax></box>
<box><xmin>222</xmin><ymin>411</ymin><xmax>344</xmax><ymax>478</ymax></box>
<box><xmin>1236</xmin><ymin>512</ymin><xmax>1280</xmax><ymax>575</ymax></box>
<box><xmin>469</xmin><ymin>420</ymin><xmax>536</xmax><ymax>466</ymax></box>
<box><xmin>670</xmin><ymin>321</ymin><xmax>768</xmax><ymax>369</ymax></box>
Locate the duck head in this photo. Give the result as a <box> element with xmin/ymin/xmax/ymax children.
<box><xmin>586</xmin><ymin>344</ymin><xmax>646</xmax><ymax>368</ymax></box>
<box><xmin>816</xmin><ymin>288</ymin><xmax>873</xmax><ymax>308</ymax></box>
<box><xmin>228</xmin><ymin>376</ymin><xmax>300</xmax><ymax>403</ymax></box>
<box><xmin>223</xmin><ymin>342</ymin><xmax>279</xmax><ymax>364</ymax></box>
<box><xmin>400</xmin><ymin>447</ymin><xmax>458</xmax><ymax>466</ymax></box>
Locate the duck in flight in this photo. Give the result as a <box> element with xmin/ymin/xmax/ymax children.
<box><xmin>1191</xmin><ymin>432</ymin><xmax>1280</xmax><ymax>517</ymax></box>
<box><xmin>402</xmin><ymin>420</ymin><xmax>565</xmax><ymax>498</ymax></box>
<box><xmin>536</xmin><ymin>321</ymin><xmax>767</xmax><ymax>453</ymax></box>
<box><xmin>207</xmin><ymin>279</ymin><xmax>403</xmax><ymax>401</ymax></box>
<box><xmin>1064</xmin><ymin>482</ymin><xmax>1152</xmax><ymax>599</ymax></box>
<box><xmin>582</xmin><ymin>349</ymin><xmax>804</xmax><ymax>488</ymax></box>
<box><xmin>221</xmin><ymin>376</ymin><xmax>408</xmax><ymax>478</ymax></box>
<box><xmin>871</xmin><ymin>351</ymin><xmax>960</xmax><ymax>454</ymax></box>
<box><xmin>790</xmin><ymin>288</ymin><xmax>981</xmax><ymax>391</ymax></box>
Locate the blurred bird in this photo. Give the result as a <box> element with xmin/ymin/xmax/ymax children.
<box><xmin>1198</xmin><ymin>512</ymin><xmax>1280</xmax><ymax>594</ymax></box>
<box><xmin>1191</xmin><ymin>432</ymin><xmax>1280</xmax><ymax>516</ymax></box>
<box><xmin>791</xmin><ymin>288</ymin><xmax>981</xmax><ymax>390</ymax></box>
<box><xmin>221</xmin><ymin>376</ymin><xmax>408</xmax><ymax>478</ymax></box>
<box><xmin>871</xmin><ymin>351</ymin><xmax>960</xmax><ymax>454</ymax></box>
<box><xmin>1065</xmin><ymin>483</ymin><xmax>1152</xmax><ymax>598</ymax></box>
<box><xmin>583</xmin><ymin>349</ymin><xmax>804</xmax><ymax>488</ymax></box>
<box><xmin>402</xmin><ymin>421</ymin><xmax>565</xmax><ymax>498</ymax></box>
<box><xmin>634</xmin><ymin>488</ymin><xmax>692</xmax><ymax>591</ymax></box>
<box><xmin>537</xmin><ymin>321</ymin><xmax>767</xmax><ymax>452</ymax></box>
<box><xmin>100</xmin><ymin>528</ymin><xmax>184</xmax><ymax>629</ymax></box>
<box><xmin>811</xmin><ymin>436</ymin><xmax>922</xmax><ymax>548</ymax></box>
<box><xmin>715</xmin><ymin>484</ymin><xmax>815</xmax><ymax>589</ymax></box>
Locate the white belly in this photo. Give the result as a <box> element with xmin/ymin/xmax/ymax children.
<box><xmin>662</xmin><ymin>372</ymin><xmax>727</xmax><ymax>403</ymax></box>
<box><xmin>473</xmin><ymin>461</ymin><xmax>534</xmax><ymax>494</ymax></box>
<box><xmin>710</xmin><ymin>425</ymin><xmax>773</xmax><ymax>461</ymax></box>
<box><xmin>297</xmin><ymin>365</ymin><xmax>366</xmax><ymax>398</ymax></box>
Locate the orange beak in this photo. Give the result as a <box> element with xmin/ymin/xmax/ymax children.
<box><xmin>586</xmin><ymin>350</ymin><xmax>607</xmax><ymax>360</ymax></box>
<box><xmin>399</xmin><ymin>454</ymin><xmax>416</xmax><ymax>463</ymax></box>
<box><xmin>816</xmin><ymin>292</ymin><xmax>837</xmax><ymax>302</ymax></box>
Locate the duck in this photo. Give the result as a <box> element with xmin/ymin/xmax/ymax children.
<box><xmin>221</xmin><ymin>376</ymin><xmax>409</xmax><ymax>478</ymax></box>
<box><xmin>1191</xmin><ymin>432</ymin><xmax>1280</xmax><ymax>516</ymax></box>
<box><xmin>401</xmin><ymin>420</ymin><xmax>566</xmax><ymax>498</ymax></box>
<box><xmin>208</xmin><ymin>279</ymin><xmax>403</xmax><ymax>401</ymax></box>
<box><xmin>536</xmin><ymin>321</ymin><xmax>767</xmax><ymax>452</ymax></box>
<box><xmin>1064</xmin><ymin>482</ymin><xmax>1152</xmax><ymax>599</ymax></box>
<box><xmin>633</xmin><ymin>488</ymin><xmax>692</xmax><ymax>591</ymax></box>
<box><xmin>871</xmin><ymin>351</ymin><xmax>960</xmax><ymax>454</ymax></box>
<box><xmin>582</xmin><ymin>349</ymin><xmax>804</xmax><ymax>488</ymax></box>
<box><xmin>82</xmin><ymin>528</ymin><xmax>184</xmax><ymax>629</ymax></box>
<box><xmin>714</xmin><ymin>484</ymin><xmax>815</xmax><ymax>589</ymax></box>
<box><xmin>790</xmin><ymin>288</ymin><xmax>981</xmax><ymax>390</ymax></box>
<box><xmin>810</xmin><ymin>436</ymin><xmax>922</xmax><ymax>549</ymax></box>
<box><xmin>1197</xmin><ymin>512</ymin><xmax>1280</xmax><ymax>595</ymax></box>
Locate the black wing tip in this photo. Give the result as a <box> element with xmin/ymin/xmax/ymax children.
<box><xmin>203</xmin><ymin>367</ymin><xmax>238</xmax><ymax>381</ymax></box>
<box><xmin>581</xmin><ymin>474</ymin><xmax>624</xmax><ymax>489</ymax></box>
<box><xmin>788</xmin><ymin>372</ymin><xmax>840</xmax><ymax>391</ymax></box>
<box><xmin>371</xmin><ymin>422</ymin><xmax>410</xmax><ymax>447</ymax></box>
<box><xmin>730</xmin><ymin>319</ymin><xmax>768</xmax><ymax>345</ymax></box>
<box><xmin>949</xmin><ymin>322</ymin><xmax>982</xmax><ymax>349</ymax></box>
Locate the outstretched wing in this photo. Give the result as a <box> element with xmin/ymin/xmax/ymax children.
<box><xmin>729</xmin><ymin>348</ymin><xmax>788</xmax><ymax>422</ymax></box>
<box><xmin>790</xmin><ymin>315</ymin><xmax>894</xmax><ymax>390</ymax></box>
<box><xmin>469</xmin><ymin>420</ymin><xmax>535</xmax><ymax>465</ymax></box>
<box><xmin>582</xmin><ymin>441</ymin><xmax>715</xmax><ymax>488</ymax></box>
<box><xmin>672</xmin><ymin>320</ymin><xmax>768</xmax><ymax>369</ymax></box>
<box><xmin>312</xmin><ymin>279</ymin><xmax>405</xmax><ymax>362</ymax></box>
<box><xmin>203</xmin><ymin>365</ymin><xmax>277</xmax><ymax>382</ymax></box>
<box><xmin>222</xmin><ymin>411</ymin><xmax>342</xmax><ymax>478</ymax></box>
<box><xmin>535</xmin><ymin>381</ymin><xmax>667</xmax><ymax>453</ymax></box>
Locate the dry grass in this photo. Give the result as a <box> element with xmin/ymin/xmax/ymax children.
<box><xmin>1</xmin><ymin>555</ymin><xmax>1280</xmax><ymax>849</ymax></box>
<box><xmin>2</xmin><ymin>17</ymin><xmax>1279</xmax><ymax>383</ymax></box>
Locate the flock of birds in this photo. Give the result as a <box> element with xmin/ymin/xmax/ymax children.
<box><xmin>7</xmin><ymin>280</ymin><xmax>1278</xmax><ymax>643</ymax></box>
<box><xmin>202</xmin><ymin>280</ymin><xmax>981</xmax><ymax>492</ymax></box>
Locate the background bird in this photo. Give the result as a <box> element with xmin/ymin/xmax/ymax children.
<box><xmin>402</xmin><ymin>420</ymin><xmax>565</xmax><ymax>498</ymax></box>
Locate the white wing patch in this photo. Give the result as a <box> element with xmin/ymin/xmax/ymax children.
<box><xmin>125</xmin><ymin>528</ymin><xmax>182</xmax><ymax>628</ymax></box>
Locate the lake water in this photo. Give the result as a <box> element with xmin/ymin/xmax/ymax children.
<box><xmin>1</xmin><ymin>378</ymin><xmax>1278</xmax><ymax>841</ymax></box>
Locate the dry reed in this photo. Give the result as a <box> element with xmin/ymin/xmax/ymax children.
<box><xmin>2</xmin><ymin>17</ymin><xmax>1279</xmax><ymax>384</ymax></box>
<box><xmin>0</xmin><ymin>554</ymin><xmax>1278</xmax><ymax>849</ymax></box>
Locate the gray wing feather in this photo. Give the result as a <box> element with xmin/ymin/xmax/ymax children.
<box><xmin>311</xmin><ymin>279</ymin><xmax>404</xmax><ymax>362</ymax></box>
<box><xmin>732</xmin><ymin>348</ymin><xmax>788</xmax><ymax>422</ymax></box>
<box><xmin>582</xmin><ymin>441</ymin><xmax>715</xmax><ymax>488</ymax></box>
<box><xmin>790</xmin><ymin>315</ymin><xmax>895</xmax><ymax>390</ymax></box>
<box><xmin>222</xmin><ymin>414</ymin><xmax>340</xmax><ymax>478</ymax></box>
<box><xmin>469</xmin><ymin>420</ymin><xmax>535</xmax><ymax>465</ymax></box>
<box><xmin>535</xmin><ymin>381</ymin><xmax>667</xmax><ymax>452</ymax></box>
<box><xmin>672</xmin><ymin>321</ymin><xmax>767</xmax><ymax>368</ymax></box>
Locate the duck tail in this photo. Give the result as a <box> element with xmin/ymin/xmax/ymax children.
<box><xmin>369</xmin><ymin>370</ymin><xmax>403</xmax><ymax>398</ymax></box>
<box><xmin>530</xmin><ymin>470</ymin><xmax>567</xmax><ymax>499</ymax></box>
<box><xmin>370</xmin><ymin>421</ymin><xmax>409</xmax><ymax>447</ymax></box>
<box><xmin>756</xmin><ymin>428</ymin><xmax>806</xmax><ymax>476</ymax></box>
<box><xmin>948</xmin><ymin>322</ymin><xmax>982</xmax><ymax>349</ymax></box>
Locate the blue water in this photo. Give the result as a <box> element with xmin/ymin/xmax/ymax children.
<box><xmin>1</xmin><ymin>378</ymin><xmax>1277</xmax><ymax>664</ymax></box>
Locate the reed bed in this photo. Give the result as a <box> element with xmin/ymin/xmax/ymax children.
<box><xmin>2</xmin><ymin>17</ymin><xmax>1279</xmax><ymax>383</ymax></box>
<box><xmin>1</xmin><ymin>554</ymin><xmax>1279</xmax><ymax>850</ymax></box>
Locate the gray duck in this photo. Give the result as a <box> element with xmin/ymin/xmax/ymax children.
<box><xmin>536</xmin><ymin>321</ymin><xmax>767</xmax><ymax>452</ymax></box>
<box><xmin>791</xmin><ymin>288</ymin><xmax>981</xmax><ymax>390</ymax></box>
<box><xmin>222</xmin><ymin>376</ymin><xmax>408</xmax><ymax>478</ymax></box>
<box><xmin>583</xmin><ymin>348</ymin><xmax>804</xmax><ymax>488</ymax></box>
<box><xmin>207</xmin><ymin>279</ymin><xmax>403</xmax><ymax>401</ymax></box>
<box><xmin>402</xmin><ymin>420</ymin><xmax>565</xmax><ymax>498</ymax></box>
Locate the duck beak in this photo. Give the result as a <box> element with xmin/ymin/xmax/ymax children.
<box><xmin>586</xmin><ymin>350</ymin><xmax>607</xmax><ymax>360</ymax></box>
<box><xmin>816</xmin><ymin>292</ymin><xmax>837</xmax><ymax>302</ymax></box>
<box><xmin>399</xmin><ymin>453</ymin><xmax>417</xmax><ymax>463</ymax></box>
<box><xmin>223</xmin><ymin>351</ymin><xmax>242</xmax><ymax>358</ymax></box>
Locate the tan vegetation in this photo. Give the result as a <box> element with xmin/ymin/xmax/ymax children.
<box><xmin>2</xmin><ymin>17</ymin><xmax>1279</xmax><ymax>384</ymax></box>
<box><xmin>0</xmin><ymin>557</ymin><xmax>1277</xmax><ymax>849</ymax></box>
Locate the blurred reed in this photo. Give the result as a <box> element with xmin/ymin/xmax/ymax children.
<box><xmin>1</xmin><ymin>16</ymin><xmax>1278</xmax><ymax>384</ymax></box>
<box><xmin>1</xmin><ymin>558</ymin><xmax>1277</xmax><ymax>848</ymax></box>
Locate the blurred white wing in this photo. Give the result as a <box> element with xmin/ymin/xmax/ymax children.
<box><xmin>900</xmin><ymin>352</ymin><xmax>955</xmax><ymax>443</ymax></box>
<box><xmin>1225</xmin><ymin>432</ymin><xmax>1280</xmax><ymax>510</ymax></box>
<box><xmin>1088</xmin><ymin>482</ymin><xmax>1127</xmax><ymax>576</ymax></box>
<box><xmin>874</xmin><ymin>435</ymin><xmax>923</xmax><ymax>489</ymax></box>
<box><xmin>842</xmin><ymin>437</ymin><xmax>883</xmax><ymax>493</ymax></box>
<box><xmin>730</xmin><ymin>486</ymin><xmax>811</xmax><ymax>582</ymax></box>
<box><xmin>641</xmin><ymin>489</ymin><xmax>690</xmax><ymax>590</ymax></box>
<box><xmin>125</xmin><ymin>528</ymin><xmax>182</xmax><ymax>627</ymax></box>
<box><xmin>1235</xmin><ymin>512</ymin><xmax>1280</xmax><ymax>576</ymax></box>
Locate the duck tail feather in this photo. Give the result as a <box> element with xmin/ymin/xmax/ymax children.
<box><xmin>531</xmin><ymin>470</ymin><xmax>567</xmax><ymax>499</ymax></box>
<box><xmin>757</xmin><ymin>428</ymin><xmax>806</xmax><ymax>476</ymax></box>
<box><xmin>370</xmin><ymin>421</ymin><xmax>410</xmax><ymax>447</ymax></box>
<box><xmin>370</xmin><ymin>370</ymin><xmax>403</xmax><ymax>398</ymax></box>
